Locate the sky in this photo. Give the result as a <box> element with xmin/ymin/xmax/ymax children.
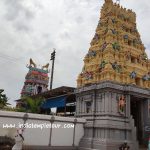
<box><xmin>0</xmin><ymin>0</ymin><xmax>150</xmax><ymax>106</ymax></box>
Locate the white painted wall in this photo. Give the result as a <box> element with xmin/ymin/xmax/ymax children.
<box><xmin>0</xmin><ymin>110</ymin><xmax>85</xmax><ymax>146</ymax></box>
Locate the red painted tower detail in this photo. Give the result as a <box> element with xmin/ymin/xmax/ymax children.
<box><xmin>21</xmin><ymin>58</ymin><xmax>49</xmax><ymax>98</ymax></box>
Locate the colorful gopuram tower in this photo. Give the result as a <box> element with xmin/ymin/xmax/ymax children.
<box><xmin>75</xmin><ymin>0</ymin><xmax>150</xmax><ymax>150</ymax></box>
<box><xmin>77</xmin><ymin>0</ymin><xmax>150</xmax><ymax>88</ymax></box>
<box><xmin>21</xmin><ymin>59</ymin><xmax>49</xmax><ymax>98</ymax></box>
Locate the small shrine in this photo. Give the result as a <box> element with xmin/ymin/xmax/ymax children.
<box><xmin>21</xmin><ymin>58</ymin><xmax>49</xmax><ymax>98</ymax></box>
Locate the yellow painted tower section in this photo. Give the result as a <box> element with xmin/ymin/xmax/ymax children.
<box><xmin>77</xmin><ymin>0</ymin><xmax>150</xmax><ymax>88</ymax></box>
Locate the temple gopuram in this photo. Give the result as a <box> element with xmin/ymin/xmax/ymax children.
<box><xmin>21</xmin><ymin>58</ymin><xmax>49</xmax><ymax>98</ymax></box>
<box><xmin>16</xmin><ymin>59</ymin><xmax>76</xmax><ymax>116</ymax></box>
<box><xmin>77</xmin><ymin>0</ymin><xmax>150</xmax><ymax>88</ymax></box>
<box><xmin>75</xmin><ymin>0</ymin><xmax>150</xmax><ymax>150</ymax></box>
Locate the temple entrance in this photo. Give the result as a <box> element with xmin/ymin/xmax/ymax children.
<box><xmin>130</xmin><ymin>96</ymin><xmax>144</xmax><ymax>146</ymax></box>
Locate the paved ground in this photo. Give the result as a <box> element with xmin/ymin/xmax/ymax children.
<box><xmin>139</xmin><ymin>146</ymin><xmax>147</xmax><ymax>150</ymax></box>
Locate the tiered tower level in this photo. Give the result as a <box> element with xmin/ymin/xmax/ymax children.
<box><xmin>77</xmin><ymin>0</ymin><xmax>150</xmax><ymax>88</ymax></box>
<box><xmin>21</xmin><ymin>59</ymin><xmax>49</xmax><ymax>98</ymax></box>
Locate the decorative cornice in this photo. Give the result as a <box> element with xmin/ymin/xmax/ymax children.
<box><xmin>75</xmin><ymin>81</ymin><xmax>150</xmax><ymax>97</ymax></box>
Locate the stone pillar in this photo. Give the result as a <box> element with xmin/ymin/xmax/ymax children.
<box><xmin>76</xmin><ymin>97</ymin><xmax>79</xmax><ymax>116</ymax></box>
<box><xmin>92</xmin><ymin>92</ymin><xmax>95</xmax><ymax>114</ymax></box>
<box><xmin>126</xmin><ymin>94</ymin><xmax>131</xmax><ymax>117</ymax></box>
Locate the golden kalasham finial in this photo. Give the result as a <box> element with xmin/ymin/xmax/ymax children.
<box><xmin>105</xmin><ymin>0</ymin><xmax>113</xmax><ymax>3</ymax></box>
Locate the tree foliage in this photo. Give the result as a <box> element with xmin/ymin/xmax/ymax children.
<box><xmin>22</xmin><ymin>97</ymin><xmax>44</xmax><ymax>113</ymax></box>
<box><xmin>0</xmin><ymin>89</ymin><xmax>10</xmax><ymax>109</ymax></box>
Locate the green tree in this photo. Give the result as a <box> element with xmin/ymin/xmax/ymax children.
<box><xmin>0</xmin><ymin>89</ymin><xmax>10</xmax><ymax>109</ymax></box>
<box><xmin>23</xmin><ymin>97</ymin><xmax>44</xmax><ymax>113</ymax></box>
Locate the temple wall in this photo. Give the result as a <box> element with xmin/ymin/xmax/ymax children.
<box><xmin>75</xmin><ymin>81</ymin><xmax>150</xmax><ymax>150</ymax></box>
<box><xmin>0</xmin><ymin>111</ymin><xmax>85</xmax><ymax>148</ymax></box>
